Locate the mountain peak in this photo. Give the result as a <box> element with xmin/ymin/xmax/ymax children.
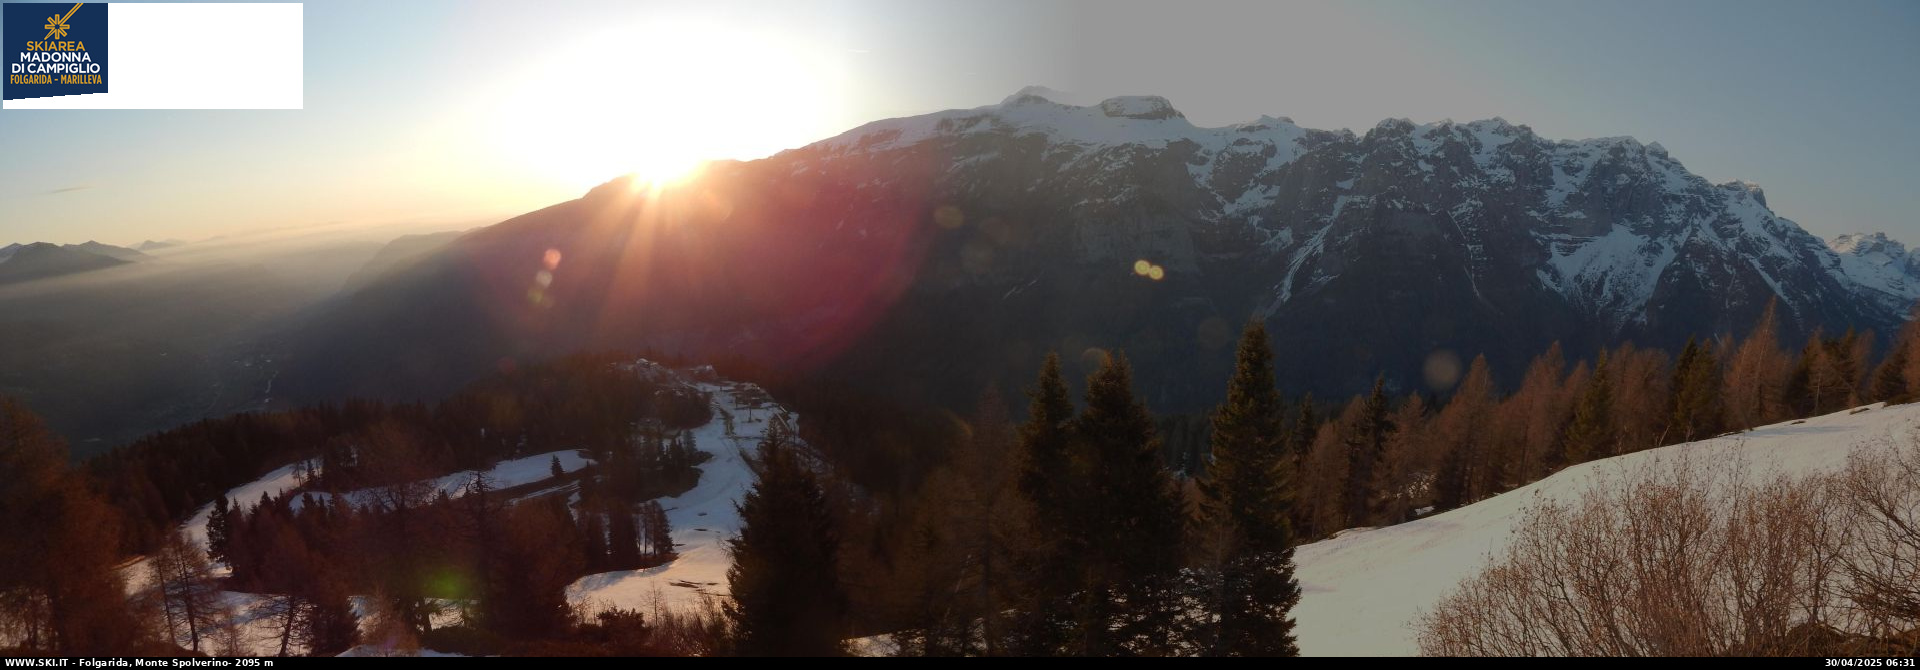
<box><xmin>1830</xmin><ymin>231</ymin><xmax>1906</xmax><ymax>255</ymax></box>
<box><xmin>1096</xmin><ymin>95</ymin><xmax>1183</xmax><ymax>120</ymax></box>
<box><xmin>1001</xmin><ymin>85</ymin><xmax>1077</xmax><ymax>107</ymax></box>
<box><xmin>1720</xmin><ymin>180</ymin><xmax>1767</xmax><ymax>208</ymax></box>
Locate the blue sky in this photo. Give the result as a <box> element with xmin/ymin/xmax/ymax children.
<box><xmin>1</xmin><ymin>0</ymin><xmax>1916</xmax><ymax>246</ymax></box>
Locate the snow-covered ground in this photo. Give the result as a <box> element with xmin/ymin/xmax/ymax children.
<box><xmin>290</xmin><ymin>450</ymin><xmax>593</xmax><ymax>512</ymax></box>
<box><xmin>565</xmin><ymin>382</ymin><xmax>785</xmax><ymax>614</ymax></box>
<box><xmin>120</xmin><ymin>449</ymin><xmax>593</xmax><ymax>656</ymax></box>
<box><xmin>1293</xmin><ymin>401</ymin><xmax>1920</xmax><ymax>656</ymax></box>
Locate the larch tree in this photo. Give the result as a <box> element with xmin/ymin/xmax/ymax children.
<box><xmin>1492</xmin><ymin>343</ymin><xmax>1566</xmax><ymax>489</ymax></box>
<box><xmin>1606</xmin><ymin>343</ymin><xmax>1671</xmax><ymax>454</ymax></box>
<box><xmin>1298</xmin><ymin>400</ymin><xmax>1360</xmax><ymax>539</ymax></box>
<box><xmin>893</xmin><ymin>388</ymin><xmax>1023</xmax><ymax>656</ymax></box>
<box><xmin>1376</xmin><ymin>395</ymin><xmax>1432</xmax><ymax>524</ymax></box>
<box><xmin>1433</xmin><ymin>356</ymin><xmax>1498</xmax><ymax>510</ymax></box>
<box><xmin>1723</xmin><ymin>300</ymin><xmax>1790</xmax><ymax>429</ymax></box>
<box><xmin>0</xmin><ymin>397</ymin><xmax>144</xmax><ymax>655</ymax></box>
<box><xmin>151</xmin><ymin>529</ymin><xmax>226</xmax><ymax>653</ymax></box>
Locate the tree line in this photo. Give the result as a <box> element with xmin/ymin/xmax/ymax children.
<box><xmin>720</xmin><ymin>300</ymin><xmax>1920</xmax><ymax>656</ymax></box>
<box><xmin>1</xmin><ymin>356</ymin><xmax>718</xmax><ymax>656</ymax></box>
<box><xmin>88</xmin><ymin>353</ymin><xmax>710</xmax><ymax>554</ymax></box>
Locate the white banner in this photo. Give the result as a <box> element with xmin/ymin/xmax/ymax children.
<box><xmin>4</xmin><ymin>3</ymin><xmax>302</xmax><ymax>109</ymax></box>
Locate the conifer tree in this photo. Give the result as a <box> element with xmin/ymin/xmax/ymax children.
<box><xmin>1006</xmin><ymin>353</ymin><xmax>1079</xmax><ymax>655</ymax></box>
<box><xmin>298</xmin><ymin>580</ymin><xmax>359</xmax><ymax>656</ymax></box>
<box><xmin>608</xmin><ymin>502</ymin><xmax>641</xmax><ymax>569</ymax></box>
<box><xmin>725</xmin><ymin>417</ymin><xmax>849</xmax><ymax>657</ymax></box>
<box><xmin>1666</xmin><ymin>337</ymin><xmax>1722</xmax><ymax>444</ymax></box>
<box><xmin>581</xmin><ymin>504</ymin><xmax>608</xmax><ymax>572</ymax></box>
<box><xmin>1070</xmin><ymin>352</ymin><xmax>1184</xmax><ymax>656</ymax></box>
<box><xmin>1285</xmin><ymin>396</ymin><xmax>1318</xmax><ymax>461</ymax></box>
<box><xmin>1562</xmin><ymin>351</ymin><xmax>1614</xmax><ymax>464</ymax></box>
<box><xmin>1344</xmin><ymin>376</ymin><xmax>1395</xmax><ymax>527</ymax></box>
<box><xmin>1871</xmin><ymin>318</ymin><xmax>1917</xmax><ymax>402</ymax></box>
<box><xmin>1191</xmin><ymin>323</ymin><xmax>1301</xmax><ymax>657</ymax></box>
<box><xmin>206</xmin><ymin>496</ymin><xmax>234</xmax><ymax>567</ymax></box>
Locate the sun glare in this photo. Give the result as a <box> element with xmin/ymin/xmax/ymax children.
<box><xmin>491</xmin><ymin>20</ymin><xmax>846</xmax><ymax>192</ymax></box>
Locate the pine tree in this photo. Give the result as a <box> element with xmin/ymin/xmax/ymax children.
<box><xmin>1344</xmin><ymin>376</ymin><xmax>1395</xmax><ymax>527</ymax></box>
<box><xmin>1285</xmin><ymin>395</ymin><xmax>1318</xmax><ymax>462</ymax></box>
<box><xmin>206</xmin><ymin>496</ymin><xmax>234</xmax><ymax>567</ymax></box>
<box><xmin>1071</xmin><ymin>352</ymin><xmax>1185</xmax><ymax>656</ymax></box>
<box><xmin>1561</xmin><ymin>351</ymin><xmax>1614</xmax><ymax>464</ymax></box>
<box><xmin>550</xmin><ymin>454</ymin><xmax>565</xmax><ymax>479</ymax></box>
<box><xmin>1871</xmin><ymin>317</ymin><xmax>1918</xmax><ymax>402</ymax></box>
<box><xmin>1006</xmin><ymin>353</ymin><xmax>1079</xmax><ymax>655</ymax></box>
<box><xmin>488</xmin><ymin>498</ymin><xmax>586</xmax><ymax>639</ymax></box>
<box><xmin>1666</xmin><ymin>337</ymin><xmax>1722</xmax><ymax>444</ymax></box>
<box><xmin>726</xmin><ymin>417</ymin><xmax>849</xmax><ymax>657</ymax></box>
<box><xmin>297</xmin><ymin>580</ymin><xmax>359</xmax><ymax>656</ymax></box>
<box><xmin>641</xmin><ymin>500</ymin><xmax>674</xmax><ymax>563</ymax></box>
<box><xmin>581</xmin><ymin>506</ymin><xmax>608</xmax><ymax>573</ymax></box>
<box><xmin>608</xmin><ymin>501</ymin><xmax>641</xmax><ymax>569</ymax></box>
<box><xmin>1191</xmin><ymin>323</ymin><xmax>1301</xmax><ymax>657</ymax></box>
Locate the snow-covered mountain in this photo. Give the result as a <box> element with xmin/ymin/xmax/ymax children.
<box><xmin>288</xmin><ymin>88</ymin><xmax>1915</xmax><ymax>408</ymax></box>
<box><xmin>806</xmin><ymin>87</ymin><xmax>1905</xmax><ymax>333</ymax></box>
<box><xmin>1827</xmin><ymin>231</ymin><xmax>1920</xmax><ymax>316</ymax></box>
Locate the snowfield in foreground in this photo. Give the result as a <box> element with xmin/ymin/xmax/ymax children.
<box><xmin>1293</xmin><ymin>401</ymin><xmax>1920</xmax><ymax>656</ymax></box>
<box><xmin>565</xmin><ymin>382</ymin><xmax>787</xmax><ymax>614</ymax></box>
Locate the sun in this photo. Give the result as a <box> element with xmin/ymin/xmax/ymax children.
<box><xmin>490</xmin><ymin>20</ymin><xmax>846</xmax><ymax>192</ymax></box>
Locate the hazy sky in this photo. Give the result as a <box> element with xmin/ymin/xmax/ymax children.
<box><xmin>2</xmin><ymin>0</ymin><xmax>1916</xmax><ymax>246</ymax></box>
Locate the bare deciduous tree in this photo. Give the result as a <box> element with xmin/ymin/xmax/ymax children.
<box><xmin>1417</xmin><ymin>438</ymin><xmax>1920</xmax><ymax>657</ymax></box>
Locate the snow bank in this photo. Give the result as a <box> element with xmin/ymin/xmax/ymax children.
<box><xmin>1293</xmin><ymin>401</ymin><xmax>1920</xmax><ymax>656</ymax></box>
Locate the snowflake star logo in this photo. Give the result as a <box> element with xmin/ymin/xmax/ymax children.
<box><xmin>43</xmin><ymin>3</ymin><xmax>83</xmax><ymax>41</ymax></box>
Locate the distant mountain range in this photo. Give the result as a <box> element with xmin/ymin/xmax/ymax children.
<box><xmin>0</xmin><ymin>241</ymin><xmax>150</xmax><ymax>284</ymax></box>
<box><xmin>271</xmin><ymin>88</ymin><xmax>1920</xmax><ymax>412</ymax></box>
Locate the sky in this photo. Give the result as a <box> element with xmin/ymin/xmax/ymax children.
<box><xmin>1</xmin><ymin>0</ymin><xmax>1916</xmax><ymax>246</ymax></box>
